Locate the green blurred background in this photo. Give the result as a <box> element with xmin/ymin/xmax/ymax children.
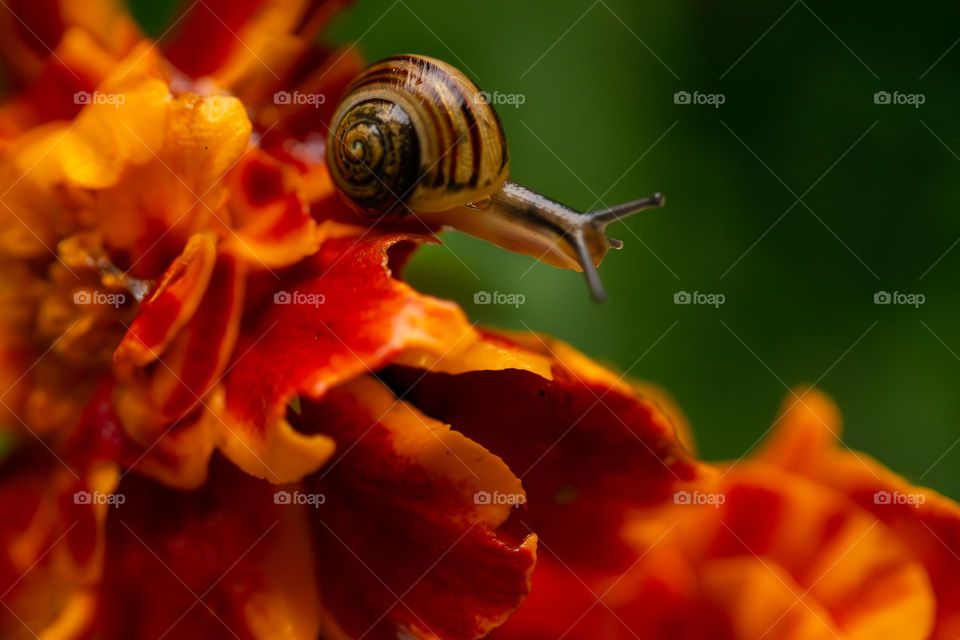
<box><xmin>136</xmin><ymin>1</ymin><xmax>960</xmax><ymax>497</ymax></box>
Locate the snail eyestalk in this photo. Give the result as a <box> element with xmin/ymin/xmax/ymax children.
<box><xmin>588</xmin><ymin>193</ymin><xmax>665</xmax><ymax>225</ymax></box>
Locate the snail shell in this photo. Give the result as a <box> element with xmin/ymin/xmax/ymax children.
<box><xmin>327</xmin><ymin>55</ymin><xmax>510</xmax><ymax>215</ymax></box>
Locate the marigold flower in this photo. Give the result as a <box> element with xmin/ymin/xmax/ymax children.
<box><xmin>0</xmin><ymin>2</ymin><xmax>958</xmax><ymax>640</ymax></box>
<box><xmin>490</xmin><ymin>390</ymin><xmax>960</xmax><ymax>640</ymax></box>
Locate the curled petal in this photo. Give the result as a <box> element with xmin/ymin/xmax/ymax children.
<box><xmin>221</xmin><ymin>235</ymin><xmax>476</xmax><ymax>483</ymax></box>
<box><xmin>115</xmin><ymin>232</ymin><xmax>217</xmax><ymax>368</ymax></box>
<box><xmin>298</xmin><ymin>376</ymin><xmax>536</xmax><ymax>639</ymax></box>
<box><xmin>389</xmin><ymin>331</ymin><xmax>698</xmax><ymax>638</ymax></box>
<box><xmin>116</xmin><ymin>252</ymin><xmax>245</xmax><ymax>439</ymax></box>
<box><xmin>150</xmin><ymin>253</ymin><xmax>244</xmax><ymax>420</ymax></box>
<box><xmin>393</xmin><ymin>332</ymin><xmax>698</xmax><ymax>561</ymax></box>
<box><xmin>214</xmin><ymin>385</ymin><xmax>336</xmax><ymax>488</ymax></box>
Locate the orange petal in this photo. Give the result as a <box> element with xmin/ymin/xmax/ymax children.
<box><xmin>759</xmin><ymin>388</ymin><xmax>960</xmax><ymax>639</ymax></box>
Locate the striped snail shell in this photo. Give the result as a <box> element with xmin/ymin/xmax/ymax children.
<box><xmin>327</xmin><ymin>55</ymin><xmax>510</xmax><ymax>215</ymax></box>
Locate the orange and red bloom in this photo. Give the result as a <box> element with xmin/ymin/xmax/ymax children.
<box><xmin>0</xmin><ymin>1</ymin><xmax>958</xmax><ymax>639</ymax></box>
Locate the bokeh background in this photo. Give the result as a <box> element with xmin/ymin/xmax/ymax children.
<box><xmin>133</xmin><ymin>1</ymin><xmax>960</xmax><ymax>497</ymax></box>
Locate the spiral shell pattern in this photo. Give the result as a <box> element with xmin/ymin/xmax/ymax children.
<box><xmin>328</xmin><ymin>99</ymin><xmax>421</xmax><ymax>213</ymax></box>
<box><xmin>327</xmin><ymin>55</ymin><xmax>510</xmax><ymax>215</ymax></box>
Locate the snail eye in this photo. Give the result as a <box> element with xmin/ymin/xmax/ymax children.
<box><xmin>329</xmin><ymin>99</ymin><xmax>421</xmax><ymax>215</ymax></box>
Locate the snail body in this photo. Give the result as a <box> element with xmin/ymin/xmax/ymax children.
<box><xmin>327</xmin><ymin>54</ymin><xmax>664</xmax><ymax>301</ymax></box>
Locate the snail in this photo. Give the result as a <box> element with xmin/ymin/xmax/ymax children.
<box><xmin>326</xmin><ymin>54</ymin><xmax>664</xmax><ymax>302</ymax></box>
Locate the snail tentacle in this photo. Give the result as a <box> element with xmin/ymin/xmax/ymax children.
<box><xmin>424</xmin><ymin>181</ymin><xmax>663</xmax><ymax>302</ymax></box>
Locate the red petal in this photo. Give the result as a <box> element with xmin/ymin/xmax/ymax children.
<box><xmin>163</xmin><ymin>0</ymin><xmax>351</xmax><ymax>80</ymax></box>
<box><xmin>388</xmin><ymin>332</ymin><xmax>698</xmax><ymax>638</ymax></box>
<box><xmin>115</xmin><ymin>233</ymin><xmax>217</xmax><ymax>369</ymax></box>
<box><xmin>222</xmin><ymin>152</ymin><xmax>320</xmax><ymax>268</ymax></box>
<box><xmin>96</xmin><ymin>457</ymin><xmax>318</xmax><ymax>639</ymax></box>
<box><xmin>68</xmin><ymin>379</ymin><xmax>216</xmax><ymax>490</ymax></box>
<box><xmin>253</xmin><ymin>44</ymin><xmax>365</xmax><ymax>137</ymax></box>
<box><xmin>112</xmin><ymin>252</ymin><xmax>244</xmax><ymax>479</ymax></box>
<box><xmin>0</xmin><ymin>447</ymin><xmax>116</xmax><ymax>638</ymax></box>
<box><xmin>163</xmin><ymin>0</ymin><xmax>265</xmax><ymax>78</ymax></box>
<box><xmin>0</xmin><ymin>0</ymin><xmax>140</xmax><ymax>89</ymax></box>
<box><xmin>146</xmin><ymin>252</ymin><xmax>244</xmax><ymax>421</ymax></box>
<box><xmin>297</xmin><ymin>377</ymin><xmax>536</xmax><ymax>639</ymax></box>
<box><xmin>219</xmin><ymin>234</ymin><xmax>473</xmax><ymax>482</ymax></box>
